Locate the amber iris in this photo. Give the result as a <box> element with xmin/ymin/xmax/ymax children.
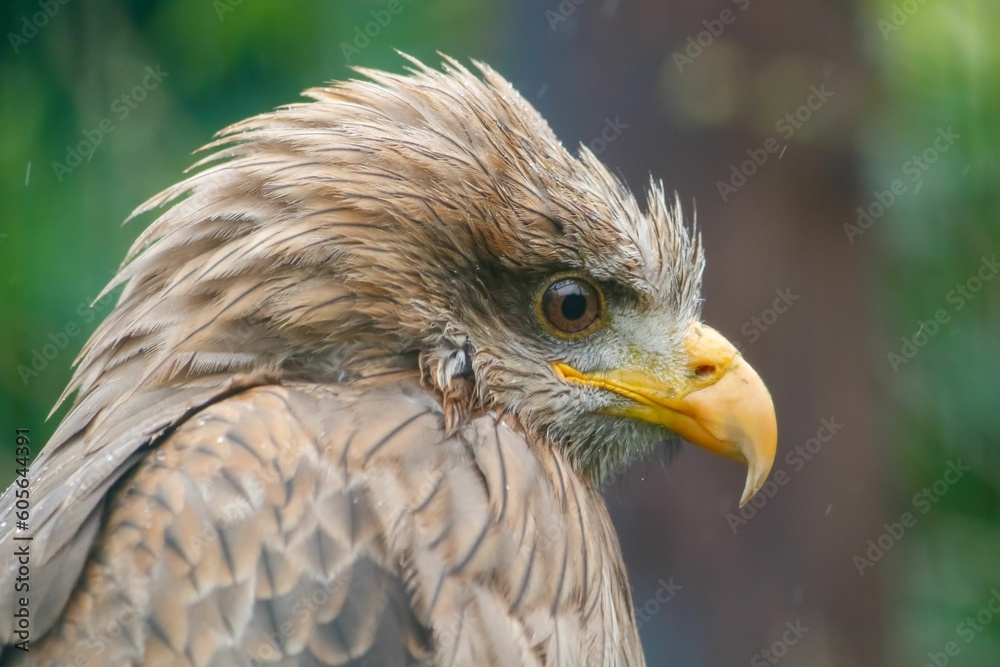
<box><xmin>541</xmin><ymin>278</ymin><xmax>602</xmax><ymax>335</ymax></box>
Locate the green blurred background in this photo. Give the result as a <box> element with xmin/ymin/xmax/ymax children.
<box><xmin>1</xmin><ymin>0</ymin><xmax>997</xmax><ymax>664</ymax></box>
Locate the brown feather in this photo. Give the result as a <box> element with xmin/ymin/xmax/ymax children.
<box><xmin>0</xmin><ymin>56</ymin><xmax>703</xmax><ymax>665</ymax></box>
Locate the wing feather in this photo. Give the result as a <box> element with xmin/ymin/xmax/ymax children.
<box><xmin>2</xmin><ymin>378</ymin><xmax>643</xmax><ymax>666</ymax></box>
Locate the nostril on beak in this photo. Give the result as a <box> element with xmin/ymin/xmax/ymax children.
<box><xmin>695</xmin><ymin>364</ymin><xmax>715</xmax><ymax>378</ymax></box>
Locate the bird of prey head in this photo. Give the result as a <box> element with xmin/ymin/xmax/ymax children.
<box><xmin>0</xmin><ymin>56</ymin><xmax>778</xmax><ymax>666</ymax></box>
<box><xmin>71</xmin><ymin>55</ymin><xmax>776</xmax><ymax>504</ymax></box>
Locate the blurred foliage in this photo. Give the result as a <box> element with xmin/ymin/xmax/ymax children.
<box><xmin>863</xmin><ymin>0</ymin><xmax>1000</xmax><ymax>663</ymax></box>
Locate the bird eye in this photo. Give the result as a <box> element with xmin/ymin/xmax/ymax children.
<box><xmin>539</xmin><ymin>277</ymin><xmax>603</xmax><ymax>336</ymax></box>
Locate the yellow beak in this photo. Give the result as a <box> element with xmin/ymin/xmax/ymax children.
<box><xmin>553</xmin><ymin>322</ymin><xmax>777</xmax><ymax>506</ymax></box>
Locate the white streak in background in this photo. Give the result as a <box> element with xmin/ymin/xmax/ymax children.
<box><xmin>717</xmin><ymin>83</ymin><xmax>834</xmax><ymax>202</ymax></box>
<box><xmin>24</xmin><ymin>162</ymin><xmax>31</xmax><ymax>186</ymax></box>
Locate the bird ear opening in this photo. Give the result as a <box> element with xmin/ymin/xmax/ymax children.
<box><xmin>418</xmin><ymin>345</ymin><xmax>477</xmax><ymax>435</ymax></box>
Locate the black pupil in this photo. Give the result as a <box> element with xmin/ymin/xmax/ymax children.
<box><xmin>560</xmin><ymin>292</ymin><xmax>587</xmax><ymax>320</ymax></box>
<box><xmin>543</xmin><ymin>278</ymin><xmax>599</xmax><ymax>334</ymax></box>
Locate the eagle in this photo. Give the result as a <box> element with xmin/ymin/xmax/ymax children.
<box><xmin>0</xmin><ymin>57</ymin><xmax>776</xmax><ymax>666</ymax></box>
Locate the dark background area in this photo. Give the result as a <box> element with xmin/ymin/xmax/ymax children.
<box><xmin>1</xmin><ymin>0</ymin><xmax>997</xmax><ymax>664</ymax></box>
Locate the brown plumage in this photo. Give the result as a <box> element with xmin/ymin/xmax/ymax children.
<box><xmin>0</xmin><ymin>56</ymin><xmax>776</xmax><ymax>666</ymax></box>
